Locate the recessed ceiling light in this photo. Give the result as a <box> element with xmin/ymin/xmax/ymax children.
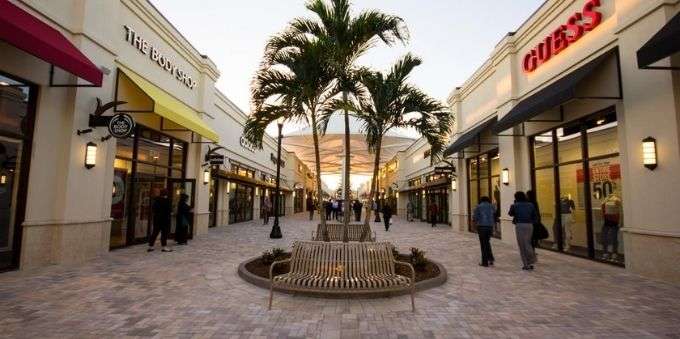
<box><xmin>0</xmin><ymin>81</ymin><xmax>9</xmax><ymax>86</ymax></box>
<box><xmin>596</xmin><ymin>119</ymin><xmax>606</xmax><ymax>125</ymax></box>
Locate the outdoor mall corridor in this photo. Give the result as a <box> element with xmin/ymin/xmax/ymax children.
<box><xmin>0</xmin><ymin>213</ymin><xmax>679</xmax><ymax>338</ymax></box>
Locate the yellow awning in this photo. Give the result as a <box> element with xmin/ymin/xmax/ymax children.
<box><xmin>117</xmin><ymin>66</ymin><xmax>219</xmax><ymax>142</ymax></box>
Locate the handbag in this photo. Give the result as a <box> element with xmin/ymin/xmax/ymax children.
<box><xmin>534</xmin><ymin>222</ymin><xmax>549</xmax><ymax>240</ymax></box>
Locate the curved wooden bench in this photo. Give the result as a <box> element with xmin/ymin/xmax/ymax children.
<box><xmin>311</xmin><ymin>223</ymin><xmax>376</xmax><ymax>242</ymax></box>
<box><xmin>269</xmin><ymin>241</ymin><xmax>415</xmax><ymax>311</ymax></box>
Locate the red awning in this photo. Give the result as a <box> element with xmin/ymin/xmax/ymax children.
<box><xmin>0</xmin><ymin>0</ymin><xmax>103</xmax><ymax>86</ymax></box>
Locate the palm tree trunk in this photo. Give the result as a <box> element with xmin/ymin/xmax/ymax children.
<box><xmin>342</xmin><ymin>91</ymin><xmax>350</xmax><ymax>243</ymax></box>
<box><xmin>310</xmin><ymin>112</ymin><xmax>328</xmax><ymax>241</ymax></box>
<box><xmin>362</xmin><ymin>137</ymin><xmax>382</xmax><ymax>241</ymax></box>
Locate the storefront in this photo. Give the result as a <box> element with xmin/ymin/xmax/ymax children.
<box><xmin>444</xmin><ymin>0</ymin><xmax>680</xmax><ymax>283</ymax></box>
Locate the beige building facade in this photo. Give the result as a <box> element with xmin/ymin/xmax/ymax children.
<box><xmin>441</xmin><ymin>0</ymin><xmax>680</xmax><ymax>283</ymax></box>
<box><xmin>0</xmin><ymin>0</ymin><xmax>313</xmax><ymax>272</ymax></box>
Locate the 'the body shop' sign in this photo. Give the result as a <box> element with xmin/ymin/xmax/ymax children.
<box><xmin>123</xmin><ymin>25</ymin><xmax>197</xmax><ymax>89</ymax></box>
<box><xmin>522</xmin><ymin>0</ymin><xmax>602</xmax><ymax>73</ymax></box>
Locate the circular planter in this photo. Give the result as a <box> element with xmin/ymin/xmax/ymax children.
<box><xmin>237</xmin><ymin>256</ymin><xmax>448</xmax><ymax>298</ymax></box>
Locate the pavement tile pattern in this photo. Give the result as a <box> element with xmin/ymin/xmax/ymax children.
<box><xmin>1</xmin><ymin>213</ymin><xmax>679</xmax><ymax>338</ymax></box>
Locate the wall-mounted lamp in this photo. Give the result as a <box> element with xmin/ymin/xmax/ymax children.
<box><xmin>255</xmin><ymin>187</ymin><xmax>260</xmax><ymax>196</ymax></box>
<box><xmin>85</xmin><ymin>142</ymin><xmax>97</xmax><ymax>169</ymax></box>
<box><xmin>395</xmin><ymin>192</ymin><xmax>399</xmax><ymax>199</ymax></box>
<box><xmin>451</xmin><ymin>178</ymin><xmax>457</xmax><ymax>191</ymax></box>
<box><xmin>203</xmin><ymin>168</ymin><xmax>211</xmax><ymax>185</ymax></box>
<box><xmin>642</xmin><ymin>137</ymin><xmax>657</xmax><ymax>170</ymax></box>
<box><xmin>501</xmin><ymin>168</ymin><xmax>510</xmax><ymax>185</ymax></box>
<box><xmin>421</xmin><ymin>189</ymin><xmax>426</xmax><ymax>195</ymax></box>
<box><xmin>0</xmin><ymin>174</ymin><xmax>6</xmax><ymax>185</ymax></box>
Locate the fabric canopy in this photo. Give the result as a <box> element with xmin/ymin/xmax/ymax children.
<box><xmin>637</xmin><ymin>12</ymin><xmax>680</xmax><ymax>69</ymax></box>
<box><xmin>118</xmin><ymin>66</ymin><xmax>219</xmax><ymax>142</ymax></box>
<box><xmin>0</xmin><ymin>0</ymin><xmax>102</xmax><ymax>86</ymax></box>
<box><xmin>493</xmin><ymin>48</ymin><xmax>616</xmax><ymax>134</ymax></box>
<box><xmin>443</xmin><ymin>117</ymin><xmax>497</xmax><ymax>157</ymax></box>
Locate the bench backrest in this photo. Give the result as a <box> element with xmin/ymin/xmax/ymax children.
<box><xmin>314</xmin><ymin>223</ymin><xmax>372</xmax><ymax>241</ymax></box>
<box><xmin>289</xmin><ymin>241</ymin><xmax>395</xmax><ymax>278</ymax></box>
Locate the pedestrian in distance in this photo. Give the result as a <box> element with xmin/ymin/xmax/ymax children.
<box><xmin>472</xmin><ymin>196</ymin><xmax>496</xmax><ymax>267</ymax></box>
<box><xmin>353</xmin><ymin>199</ymin><xmax>363</xmax><ymax>222</ymax></box>
<box><xmin>306</xmin><ymin>195</ymin><xmax>315</xmax><ymax>220</ymax></box>
<box><xmin>175</xmin><ymin>193</ymin><xmax>192</xmax><ymax>245</ymax></box>
<box><xmin>382</xmin><ymin>200</ymin><xmax>393</xmax><ymax>231</ymax></box>
<box><xmin>406</xmin><ymin>200</ymin><xmax>414</xmax><ymax>222</ymax></box>
<box><xmin>148</xmin><ymin>188</ymin><xmax>173</xmax><ymax>252</ymax></box>
<box><xmin>509</xmin><ymin>191</ymin><xmax>539</xmax><ymax>270</ymax></box>
<box><xmin>262</xmin><ymin>197</ymin><xmax>272</xmax><ymax>225</ymax></box>
<box><xmin>428</xmin><ymin>200</ymin><xmax>438</xmax><ymax>227</ymax></box>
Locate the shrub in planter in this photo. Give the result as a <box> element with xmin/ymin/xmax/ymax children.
<box><xmin>261</xmin><ymin>250</ymin><xmax>275</xmax><ymax>265</ymax></box>
<box><xmin>272</xmin><ymin>247</ymin><xmax>286</xmax><ymax>259</ymax></box>
<box><xmin>410</xmin><ymin>247</ymin><xmax>428</xmax><ymax>272</ymax></box>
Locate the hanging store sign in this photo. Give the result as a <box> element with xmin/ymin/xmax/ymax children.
<box><xmin>123</xmin><ymin>25</ymin><xmax>197</xmax><ymax>90</ymax></box>
<box><xmin>522</xmin><ymin>0</ymin><xmax>602</xmax><ymax>73</ymax></box>
<box><xmin>108</xmin><ymin>113</ymin><xmax>135</xmax><ymax>139</ymax></box>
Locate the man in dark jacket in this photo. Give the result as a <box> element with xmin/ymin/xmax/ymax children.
<box><xmin>306</xmin><ymin>195</ymin><xmax>315</xmax><ymax>220</ymax></box>
<box><xmin>353</xmin><ymin>200</ymin><xmax>363</xmax><ymax>222</ymax></box>
<box><xmin>382</xmin><ymin>199</ymin><xmax>393</xmax><ymax>231</ymax></box>
<box><xmin>149</xmin><ymin>188</ymin><xmax>172</xmax><ymax>252</ymax></box>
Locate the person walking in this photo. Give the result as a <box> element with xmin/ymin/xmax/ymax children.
<box><xmin>262</xmin><ymin>197</ymin><xmax>272</xmax><ymax>225</ymax></box>
<box><xmin>175</xmin><ymin>193</ymin><xmax>192</xmax><ymax>245</ymax></box>
<box><xmin>353</xmin><ymin>199</ymin><xmax>363</xmax><ymax>222</ymax></box>
<box><xmin>148</xmin><ymin>188</ymin><xmax>172</xmax><ymax>252</ymax></box>
<box><xmin>509</xmin><ymin>191</ymin><xmax>538</xmax><ymax>270</ymax></box>
<box><xmin>428</xmin><ymin>200</ymin><xmax>438</xmax><ymax>227</ymax></box>
<box><xmin>331</xmin><ymin>199</ymin><xmax>339</xmax><ymax>220</ymax></box>
<box><xmin>306</xmin><ymin>195</ymin><xmax>315</xmax><ymax>220</ymax></box>
<box><xmin>472</xmin><ymin>196</ymin><xmax>496</xmax><ymax>267</ymax></box>
<box><xmin>382</xmin><ymin>199</ymin><xmax>393</xmax><ymax>231</ymax></box>
<box><xmin>406</xmin><ymin>201</ymin><xmax>414</xmax><ymax>222</ymax></box>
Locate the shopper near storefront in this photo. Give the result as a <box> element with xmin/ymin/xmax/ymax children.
<box><xmin>509</xmin><ymin>192</ymin><xmax>538</xmax><ymax>270</ymax></box>
<box><xmin>175</xmin><ymin>194</ymin><xmax>192</xmax><ymax>245</ymax></box>
<box><xmin>306</xmin><ymin>196</ymin><xmax>315</xmax><ymax>220</ymax></box>
<box><xmin>406</xmin><ymin>201</ymin><xmax>414</xmax><ymax>222</ymax></box>
<box><xmin>262</xmin><ymin>197</ymin><xmax>272</xmax><ymax>225</ymax></box>
<box><xmin>382</xmin><ymin>200</ymin><xmax>393</xmax><ymax>231</ymax></box>
<box><xmin>472</xmin><ymin>196</ymin><xmax>496</xmax><ymax>267</ymax></box>
<box><xmin>149</xmin><ymin>189</ymin><xmax>173</xmax><ymax>253</ymax></box>
<box><xmin>526</xmin><ymin>190</ymin><xmax>548</xmax><ymax>251</ymax></box>
<box><xmin>428</xmin><ymin>201</ymin><xmax>438</xmax><ymax>227</ymax></box>
<box><xmin>353</xmin><ymin>199</ymin><xmax>363</xmax><ymax>222</ymax></box>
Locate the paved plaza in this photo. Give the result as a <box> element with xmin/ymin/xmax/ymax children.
<box><xmin>0</xmin><ymin>213</ymin><xmax>679</xmax><ymax>338</ymax></box>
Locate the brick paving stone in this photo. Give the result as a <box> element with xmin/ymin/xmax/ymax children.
<box><xmin>0</xmin><ymin>213</ymin><xmax>679</xmax><ymax>338</ymax></box>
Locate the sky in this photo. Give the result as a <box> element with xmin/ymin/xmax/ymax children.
<box><xmin>151</xmin><ymin>0</ymin><xmax>545</xmax><ymax>191</ymax></box>
<box><xmin>152</xmin><ymin>0</ymin><xmax>544</xmax><ymax>115</ymax></box>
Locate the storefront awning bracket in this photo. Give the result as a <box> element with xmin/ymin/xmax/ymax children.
<box><xmin>49</xmin><ymin>65</ymin><xmax>100</xmax><ymax>88</ymax></box>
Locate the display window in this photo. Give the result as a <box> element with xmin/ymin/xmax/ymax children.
<box><xmin>0</xmin><ymin>72</ymin><xmax>36</xmax><ymax>271</ymax></box>
<box><xmin>110</xmin><ymin>126</ymin><xmax>188</xmax><ymax>249</ymax></box>
<box><xmin>530</xmin><ymin>107</ymin><xmax>623</xmax><ymax>265</ymax></box>
<box><xmin>229</xmin><ymin>182</ymin><xmax>254</xmax><ymax>224</ymax></box>
<box><xmin>467</xmin><ymin>149</ymin><xmax>501</xmax><ymax>238</ymax></box>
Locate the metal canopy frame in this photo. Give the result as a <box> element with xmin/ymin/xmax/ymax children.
<box><xmin>48</xmin><ymin>65</ymin><xmax>99</xmax><ymax>88</ymax></box>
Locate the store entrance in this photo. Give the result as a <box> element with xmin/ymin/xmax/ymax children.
<box><xmin>0</xmin><ymin>73</ymin><xmax>36</xmax><ymax>271</ymax></box>
<box><xmin>531</xmin><ymin>107</ymin><xmax>624</xmax><ymax>265</ymax></box>
<box><xmin>229</xmin><ymin>182</ymin><xmax>254</xmax><ymax>224</ymax></box>
<box><xmin>425</xmin><ymin>187</ymin><xmax>449</xmax><ymax>225</ymax></box>
<box><xmin>168</xmin><ymin>179</ymin><xmax>195</xmax><ymax>238</ymax></box>
<box><xmin>467</xmin><ymin>149</ymin><xmax>501</xmax><ymax>238</ymax></box>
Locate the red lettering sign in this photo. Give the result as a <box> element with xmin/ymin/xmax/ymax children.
<box><xmin>522</xmin><ymin>0</ymin><xmax>602</xmax><ymax>73</ymax></box>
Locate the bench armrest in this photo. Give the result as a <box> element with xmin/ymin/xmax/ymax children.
<box><xmin>269</xmin><ymin>258</ymin><xmax>292</xmax><ymax>282</ymax></box>
<box><xmin>393</xmin><ymin>260</ymin><xmax>416</xmax><ymax>285</ymax></box>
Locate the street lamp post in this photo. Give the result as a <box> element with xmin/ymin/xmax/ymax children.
<box><xmin>270</xmin><ymin>117</ymin><xmax>284</xmax><ymax>239</ymax></box>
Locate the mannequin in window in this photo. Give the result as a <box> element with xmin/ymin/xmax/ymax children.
<box><xmin>559</xmin><ymin>194</ymin><xmax>575</xmax><ymax>251</ymax></box>
<box><xmin>601</xmin><ymin>190</ymin><xmax>622</xmax><ymax>261</ymax></box>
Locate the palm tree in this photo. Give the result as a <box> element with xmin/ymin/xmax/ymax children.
<box><xmin>335</xmin><ymin>54</ymin><xmax>452</xmax><ymax>239</ymax></box>
<box><xmin>272</xmin><ymin>0</ymin><xmax>409</xmax><ymax>241</ymax></box>
<box><xmin>243</xmin><ymin>35</ymin><xmax>338</xmax><ymax>241</ymax></box>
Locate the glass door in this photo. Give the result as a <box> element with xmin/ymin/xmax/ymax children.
<box><xmin>0</xmin><ymin>73</ymin><xmax>36</xmax><ymax>271</ymax></box>
<box><xmin>168</xmin><ymin>179</ymin><xmax>195</xmax><ymax>238</ymax></box>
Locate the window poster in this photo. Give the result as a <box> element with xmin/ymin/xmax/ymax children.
<box><xmin>111</xmin><ymin>169</ymin><xmax>127</xmax><ymax>219</ymax></box>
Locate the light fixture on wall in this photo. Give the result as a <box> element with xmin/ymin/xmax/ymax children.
<box><xmin>203</xmin><ymin>168</ymin><xmax>211</xmax><ymax>185</ymax></box>
<box><xmin>642</xmin><ymin>137</ymin><xmax>658</xmax><ymax>170</ymax></box>
<box><xmin>501</xmin><ymin>168</ymin><xmax>510</xmax><ymax>185</ymax></box>
<box><xmin>85</xmin><ymin>142</ymin><xmax>97</xmax><ymax>169</ymax></box>
<box><xmin>255</xmin><ymin>187</ymin><xmax>259</xmax><ymax>196</ymax></box>
<box><xmin>226</xmin><ymin>181</ymin><xmax>231</xmax><ymax>194</ymax></box>
<box><xmin>395</xmin><ymin>192</ymin><xmax>399</xmax><ymax>199</ymax></box>
<box><xmin>451</xmin><ymin>177</ymin><xmax>457</xmax><ymax>191</ymax></box>
<box><xmin>421</xmin><ymin>189</ymin><xmax>426</xmax><ymax>196</ymax></box>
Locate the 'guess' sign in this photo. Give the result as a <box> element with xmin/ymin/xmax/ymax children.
<box><xmin>523</xmin><ymin>0</ymin><xmax>602</xmax><ymax>73</ymax></box>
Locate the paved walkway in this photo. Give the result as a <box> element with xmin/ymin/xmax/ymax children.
<box><xmin>1</xmin><ymin>213</ymin><xmax>679</xmax><ymax>338</ymax></box>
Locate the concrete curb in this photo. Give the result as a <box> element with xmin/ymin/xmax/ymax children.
<box><xmin>237</xmin><ymin>255</ymin><xmax>448</xmax><ymax>298</ymax></box>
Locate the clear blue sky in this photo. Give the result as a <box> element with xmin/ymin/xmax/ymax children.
<box><xmin>151</xmin><ymin>0</ymin><xmax>544</xmax><ymax>113</ymax></box>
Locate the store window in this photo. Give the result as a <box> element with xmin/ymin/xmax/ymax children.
<box><xmin>110</xmin><ymin>126</ymin><xmax>188</xmax><ymax>249</ymax></box>
<box><xmin>530</xmin><ymin>108</ymin><xmax>623</xmax><ymax>265</ymax></box>
<box><xmin>0</xmin><ymin>72</ymin><xmax>36</xmax><ymax>270</ymax></box>
<box><xmin>467</xmin><ymin>149</ymin><xmax>501</xmax><ymax>238</ymax></box>
<box><xmin>229</xmin><ymin>182</ymin><xmax>254</xmax><ymax>223</ymax></box>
